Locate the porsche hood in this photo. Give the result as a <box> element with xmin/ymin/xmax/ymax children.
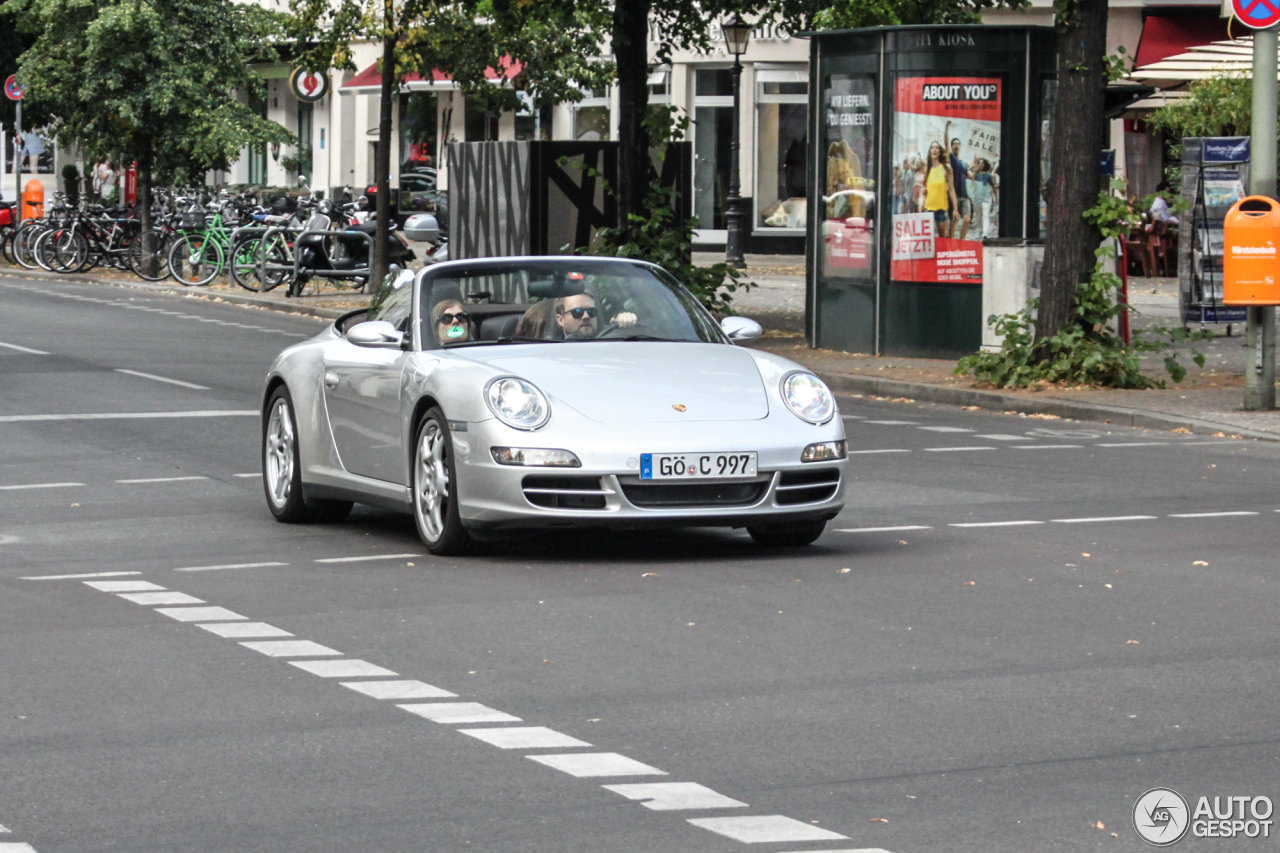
<box><xmin>464</xmin><ymin>342</ymin><xmax>770</xmax><ymax>423</ymax></box>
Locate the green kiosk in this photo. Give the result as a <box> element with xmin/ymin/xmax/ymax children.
<box><xmin>807</xmin><ymin>25</ymin><xmax>1056</xmax><ymax>358</ymax></box>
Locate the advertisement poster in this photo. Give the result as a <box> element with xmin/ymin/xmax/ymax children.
<box><xmin>890</xmin><ymin>77</ymin><xmax>1001</xmax><ymax>283</ymax></box>
<box><xmin>2</xmin><ymin>130</ymin><xmax>54</xmax><ymax>174</ymax></box>
<box><xmin>821</xmin><ymin>74</ymin><xmax>876</xmax><ymax>279</ymax></box>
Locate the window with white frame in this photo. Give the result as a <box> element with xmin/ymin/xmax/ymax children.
<box><xmin>693</xmin><ymin>67</ymin><xmax>734</xmax><ymax>231</ymax></box>
<box><xmin>573</xmin><ymin>87</ymin><xmax>611</xmax><ymax>141</ymax></box>
<box><xmin>756</xmin><ymin>68</ymin><xmax>808</xmax><ymax>230</ymax></box>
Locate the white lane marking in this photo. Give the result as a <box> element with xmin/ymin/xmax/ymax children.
<box><xmin>114</xmin><ymin>369</ymin><xmax>210</xmax><ymax>390</ymax></box>
<box><xmin>0</xmin><ymin>410</ymin><xmax>255</xmax><ymax>423</ymax></box>
<box><xmin>777</xmin><ymin>849</ymin><xmax>894</xmax><ymax>853</ymax></box>
<box><xmin>154</xmin><ymin>606</ymin><xmax>248</xmax><ymax>622</ymax></box>
<box><xmin>240</xmin><ymin>640</ymin><xmax>341</xmax><ymax>657</ymax></box>
<box><xmin>289</xmin><ymin>659</ymin><xmax>398</xmax><ymax>678</ymax></box>
<box><xmin>21</xmin><ymin>571</ymin><xmax>141</xmax><ymax>580</ymax></box>
<box><xmin>1013</xmin><ymin>444</ymin><xmax>1082</xmax><ymax>450</ymax></box>
<box><xmin>460</xmin><ymin>727</ymin><xmax>592</xmax><ymax>750</ymax></box>
<box><xmin>340</xmin><ymin>680</ymin><xmax>457</xmax><ymax>700</ymax></box>
<box><xmin>0</xmin><ymin>843</ymin><xmax>39</xmax><ymax>852</ymax></box>
<box><xmin>0</xmin><ymin>482</ymin><xmax>83</xmax><ymax>491</ymax></box>
<box><xmin>604</xmin><ymin>782</ymin><xmax>748</xmax><ymax>810</ymax></box>
<box><xmin>197</xmin><ymin>621</ymin><xmax>292</xmax><ymax>638</ymax></box>
<box><xmin>398</xmin><ymin>702</ymin><xmax>522</xmax><ymax>724</ymax></box>
<box><xmin>863</xmin><ymin>420</ymin><xmax>918</xmax><ymax>425</ymax></box>
<box><xmin>0</xmin><ymin>341</ymin><xmax>49</xmax><ymax>354</ymax></box>
<box><xmin>836</xmin><ymin>525</ymin><xmax>932</xmax><ymax>533</ymax></box>
<box><xmin>0</xmin><ymin>822</ymin><xmax>7</xmax><ymax>831</ymax></box>
<box><xmin>233</xmin><ymin>473</ymin><xmax>260</xmax><ymax>478</ymax></box>
<box><xmin>847</xmin><ymin>449</ymin><xmax>911</xmax><ymax>455</ymax></box>
<box><xmin>1052</xmin><ymin>515</ymin><xmax>1157</xmax><ymax>524</ymax></box>
<box><xmin>917</xmin><ymin>426</ymin><xmax>974</xmax><ymax>433</ymax></box>
<box><xmin>173</xmin><ymin>561</ymin><xmax>287</xmax><ymax>572</ymax></box>
<box><xmin>116</xmin><ymin>476</ymin><xmax>208</xmax><ymax>484</ymax></box>
<box><xmin>117</xmin><ymin>591</ymin><xmax>205</xmax><ymax>605</ymax></box>
<box><xmin>1169</xmin><ymin>511</ymin><xmax>1260</xmax><ymax>518</ymax></box>
<box><xmin>688</xmin><ymin>815</ymin><xmax>849</xmax><ymax>843</ymax></box>
<box><xmin>1095</xmin><ymin>442</ymin><xmax>1170</xmax><ymax>448</ymax></box>
<box><xmin>315</xmin><ymin>553</ymin><xmax>424</xmax><ymax>563</ymax></box>
<box><xmin>0</xmin><ymin>535</ymin><xmax>18</xmax><ymax>544</ymax></box>
<box><xmin>923</xmin><ymin>446</ymin><xmax>996</xmax><ymax>453</ymax></box>
<box><xmin>527</xmin><ymin>753</ymin><xmax>666</xmax><ymax>778</ymax></box>
<box><xmin>949</xmin><ymin>520</ymin><xmax>1044</xmax><ymax>528</ymax></box>
<box><xmin>83</xmin><ymin>580</ymin><xmax>165</xmax><ymax>592</ymax></box>
<box><xmin>1183</xmin><ymin>440</ymin><xmax>1242</xmax><ymax>445</ymax></box>
<box><xmin>840</xmin><ymin>415</ymin><xmax>864</xmax><ymax>420</ymax></box>
<box><xmin>976</xmin><ymin>434</ymin><xmax>1028</xmax><ymax>441</ymax></box>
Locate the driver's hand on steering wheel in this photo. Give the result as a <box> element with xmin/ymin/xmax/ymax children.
<box><xmin>612</xmin><ymin>311</ymin><xmax>638</xmax><ymax>329</ymax></box>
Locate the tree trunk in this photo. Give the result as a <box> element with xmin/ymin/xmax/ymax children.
<box><xmin>1036</xmin><ymin>0</ymin><xmax>1109</xmax><ymax>341</ymax></box>
<box><xmin>138</xmin><ymin>148</ymin><xmax>152</xmax><ymax>234</ymax></box>
<box><xmin>370</xmin><ymin>17</ymin><xmax>395</xmax><ymax>293</ymax></box>
<box><xmin>613</xmin><ymin>0</ymin><xmax>651</xmax><ymax>238</ymax></box>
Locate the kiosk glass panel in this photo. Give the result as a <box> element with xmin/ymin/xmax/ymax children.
<box><xmin>819</xmin><ymin>74</ymin><xmax>876</xmax><ymax>280</ymax></box>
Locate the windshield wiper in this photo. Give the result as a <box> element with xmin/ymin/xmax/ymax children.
<box><xmin>617</xmin><ymin>334</ymin><xmax>683</xmax><ymax>342</ymax></box>
<box><xmin>447</xmin><ymin>336</ymin><xmax>558</xmax><ymax>347</ymax></box>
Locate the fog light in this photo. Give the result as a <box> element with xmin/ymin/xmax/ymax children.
<box><xmin>801</xmin><ymin>441</ymin><xmax>846</xmax><ymax>462</ymax></box>
<box><xmin>491</xmin><ymin>447</ymin><xmax>581</xmax><ymax>467</ymax></box>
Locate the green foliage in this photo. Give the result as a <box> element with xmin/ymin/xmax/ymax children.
<box><xmin>4</xmin><ymin>0</ymin><xmax>292</xmax><ymax>183</ymax></box>
<box><xmin>956</xmin><ymin>186</ymin><xmax>1208</xmax><ymax>389</ymax></box>
<box><xmin>585</xmin><ymin>107</ymin><xmax>751</xmax><ymax>315</ymax></box>
<box><xmin>1103</xmin><ymin>46</ymin><xmax>1131</xmax><ymax>82</ymax></box>
<box><xmin>809</xmin><ymin>0</ymin><xmax>1027</xmax><ymax>28</ymax></box>
<box><xmin>1148</xmin><ymin>73</ymin><xmax>1253</xmax><ymax>141</ymax></box>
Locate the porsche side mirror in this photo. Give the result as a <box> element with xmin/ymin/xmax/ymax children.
<box><xmin>721</xmin><ymin>316</ymin><xmax>763</xmax><ymax>342</ymax></box>
<box><xmin>346</xmin><ymin>320</ymin><xmax>405</xmax><ymax>349</ymax></box>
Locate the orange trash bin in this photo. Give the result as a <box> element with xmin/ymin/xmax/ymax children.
<box><xmin>21</xmin><ymin>179</ymin><xmax>43</xmax><ymax>221</ymax></box>
<box><xmin>1224</xmin><ymin>195</ymin><xmax>1280</xmax><ymax>305</ymax></box>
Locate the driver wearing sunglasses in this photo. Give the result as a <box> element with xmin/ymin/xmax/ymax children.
<box><xmin>556</xmin><ymin>291</ymin><xmax>637</xmax><ymax>340</ymax></box>
<box><xmin>432</xmin><ymin>299</ymin><xmax>471</xmax><ymax>345</ymax></box>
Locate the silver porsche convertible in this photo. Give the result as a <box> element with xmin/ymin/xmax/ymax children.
<box><xmin>261</xmin><ymin>257</ymin><xmax>847</xmax><ymax>554</ymax></box>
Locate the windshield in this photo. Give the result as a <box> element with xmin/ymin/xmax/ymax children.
<box><xmin>421</xmin><ymin>260</ymin><xmax>728</xmax><ymax>348</ymax></box>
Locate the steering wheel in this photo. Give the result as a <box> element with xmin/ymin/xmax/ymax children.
<box><xmin>595</xmin><ymin>322</ymin><xmax>620</xmax><ymax>338</ymax></box>
<box><xmin>597</xmin><ymin>322</ymin><xmax>660</xmax><ymax>340</ymax></box>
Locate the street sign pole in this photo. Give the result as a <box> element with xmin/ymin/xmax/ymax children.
<box><xmin>13</xmin><ymin>98</ymin><xmax>20</xmax><ymax>223</ymax></box>
<box><xmin>1246</xmin><ymin>25</ymin><xmax>1277</xmax><ymax>409</ymax></box>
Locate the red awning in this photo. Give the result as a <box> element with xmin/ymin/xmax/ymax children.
<box><xmin>341</xmin><ymin>55</ymin><xmax>523</xmax><ymax>92</ymax></box>
<box><xmin>1134</xmin><ymin>12</ymin><xmax>1232</xmax><ymax>68</ymax></box>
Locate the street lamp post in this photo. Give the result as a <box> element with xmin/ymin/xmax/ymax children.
<box><xmin>722</xmin><ymin>13</ymin><xmax>751</xmax><ymax>269</ymax></box>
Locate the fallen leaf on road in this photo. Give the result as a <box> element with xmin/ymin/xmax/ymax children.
<box><xmin>1104</xmin><ymin>583</ymin><xmax>1112</xmax><ymax>589</ymax></box>
<box><xmin>1193</xmin><ymin>560</ymin><xmax>1208</xmax><ymax>566</ymax></box>
<box><xmin>1111</xmin><ymin>832</ymin><xmax>1119</xmax><ymax>837</ymax></box>
<box><xmin>1126</xmin><ymin>640</ymin><xmax>1140</xmax><ymax>645</ymax></box>
<box><xmin>1171</xmin><ymin>427</ymin><xmax>1192</xmax><ymax>434</ymax></box>
<box><xmin>641</xmin><ymin>572</ymin><xmax>657</xmax><ymax>577</ymax></box>
<box><xmin>1094</xmin><ymin>821</ymin><xmax>1106</xmax><ymax>830</ymax></box>
<box><xmin>1214</xmin><ymin>431</ymin><xmax>1227</xmax><ymax>437</ymax></box>
<box><xmin>687</xmin><ymin>622</ymin><xmax>696</xmax><ymax>626</ymax></box>
<box><xmin>839</xmin><ymin>568</ymin><xmax>851</xmax><ymax>573</ymax></box>
<box><xmin>1082</xmin><ymin>553</ymin><xmax>1091</xmax><ymax>558</ymax></box>
<box><xmin>406</xmin><ymin>562</ymin><xmax>414</xmax><ymax>567</ymax></box>
<box><xmin>543</xmin><ymin>659</ymin><xmax>551</xmax><ymax>663</ymax></box>
<box><xmin>869</xmin><ymin>818</ymin><xmax>889</xmax><ymax>823</ymax></box>
<box><xmin>962</xmin><ymin>405</ymin><xmax>980</xmax><ymax>411</ymax></box>
<box><xmin>963</xmin><ymin>581</ymin><xmax>976</xmax><ymax>586</ymax></box>
<box><xmin>1029</xmin><ymin>413</ymin><xmax>1061</xmax><ymax>420</ymax></box>
<box><xmin>794</xmin><ymin>579</ymin><xmax>802</xmax><ymax>582</ymax></box>
<box><xmin>890</xmin><ymin>397</ymin><xmax>915</xmax><ymax>403</ymax></box>
<box><xmin>899</xmin><ymin>540</ymin><xmax>908</xmax><ymax>545</ymax></box>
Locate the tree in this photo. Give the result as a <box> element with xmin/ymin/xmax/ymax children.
<box><xmin>4</xmin><ymin>0</ymin><xmax>292</xmax><ymax>230</ymax></box>
<box><xmin>1034</xmin><ymin>0</ymin><xmax>1109</xmax><ymax>341</ymax></box>
<box><xmin>291</xmin><ymin>0</ymin><xmax>611</xmax><ymax>289</ymax></box>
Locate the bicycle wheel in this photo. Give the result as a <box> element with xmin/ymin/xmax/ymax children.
<box><xmin>128</xmin><ymin>229</ymin><xmax>171</xmax><ymax>281</ymax></box>
<box><xmin>52</xmin><ymin>230</ymin><xmax>89</xmax><ymax>273</ymax></box>
<box><xmin>229</xmin><ymin>235</ymin><xmax>264</xmax><ymax>291</ymax></box>
<box><xmin>12</xmin><ymin>222</ymin><xmax>47</xmax><ymax>270</ymax></box>
<box><xmin>257</xmin><ymin>232</ymin><xmax>293</xmax><ymax>293</ymax></box>
<box><xmin>32</xmin><ymin>228</ymin><xmax>60</xmax><ymax>271</ymax></box>
<box><xmin>168</xmin><ymin>232</ymin><xmax>224</xmax><ymax>286</ymax></box>
<box><xmin>0</xmin><ymin>225</ymin><xmax>14</xmax><ymax>264</ymax></box>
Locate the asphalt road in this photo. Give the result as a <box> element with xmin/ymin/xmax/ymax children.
<box><xmin>2</xmin><ymin>276</ymin><xmax>1278</xmax><ymax>853</ymax></box>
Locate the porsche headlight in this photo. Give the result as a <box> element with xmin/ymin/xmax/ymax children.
<box><xmin>781</xmin><ymin>372</ymin><xmax>835</xmax><ymax>424</ymax></box>
<box><xmin>485</xmin><ymin>377</ymin><xmax>551</xmax><ymax>430</ymax></box>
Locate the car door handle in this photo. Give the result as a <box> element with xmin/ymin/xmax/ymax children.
<box><xmin>324</xmin><ymin>370</ymin><xmax>339</xmax><ymax>389</ymax></box>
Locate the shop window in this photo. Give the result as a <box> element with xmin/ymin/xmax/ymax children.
<box><xmin>294</xmin><ymin>103</ymin><xmax>313</xmax><ymax>184</ymax></box>
<box><xmin>696</xmin><ymin>68</ymin><xmax>734</xmax><ymax>97</ymax></box>
<box><xmin>465</xmin><ymin>98</ymin><xmax>498</xmax><ymax>141</ymax></box>
<box><xmin>756</xmin><ymin>72</ymin><xmax>807</xmax><ymax>230</ymax></box>
<box><xmin>515</xmin><ymin>91</ymin><xmax>553</xmax><ymax>141</ymax></box>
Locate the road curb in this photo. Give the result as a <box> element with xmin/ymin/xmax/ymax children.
<box><xmin>0</xmin><ymin>268</ymin><xmax>350</xmax><ymax>321</ymax></box>
<box><xmin>814</xmin><ymin>369</ymin><xmax>1280</xmax><ymax>442</ymax></box>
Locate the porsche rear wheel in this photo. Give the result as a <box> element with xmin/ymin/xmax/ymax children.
<box><xmin>263</xmin><ymin>386</ymin><xmax>352</xmax><ymax>523</ymax></box>
<box><xmin>747</xmin><ymin>520</ymin><xmax>826</xmax><ymax>547</ymax></box>
<box><xmin>413</xmin><ymin>407</ymin><xmax>472</xmax><ymax>555</ymax></box>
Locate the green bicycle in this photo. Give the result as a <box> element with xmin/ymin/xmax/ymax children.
<box><xmin>167</xmin><ymin>202</ymin><xmax>260</xmax><ymax>287</ymax></box>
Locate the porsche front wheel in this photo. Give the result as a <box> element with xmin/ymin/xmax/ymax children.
<box><xmin>413</xmin><ymin>408</ymin><xmax>472</xmax><ymax>555</ymax></box>
<box><xmin>263</xmin><ymin>386</ymin><xmax>352</xmax><ymax>523</ymax></box>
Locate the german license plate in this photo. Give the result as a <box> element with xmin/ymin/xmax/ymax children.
<box><xmin>640</xmin><ymin>452</ymin><xmax>758</xmax><ymax>479</ymax></box>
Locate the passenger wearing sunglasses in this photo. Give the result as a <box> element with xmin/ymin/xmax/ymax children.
<box><xmin>432</xmin><ymin>299</ymin><xmax>471</xmax><ymax>345</ymax></box>
<box><xmin>555</xmin><ymin>291</ymin><xmax>636</xmax><ymax>340</ymax></box>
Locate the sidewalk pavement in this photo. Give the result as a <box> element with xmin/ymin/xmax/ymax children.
<box><xmin>9</xmin><ymin>254</ymin><xmax>1280</xmax><ymax>441</ymax></box>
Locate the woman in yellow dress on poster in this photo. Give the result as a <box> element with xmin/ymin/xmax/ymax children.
<box><xmin>923</xmin><ymin>141</ymin><xmax>958</xmax><ymax>238</ymax></box>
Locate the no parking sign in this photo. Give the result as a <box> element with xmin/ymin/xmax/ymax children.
<box><xmin>4</xmin><ymin>75</ymin><xmax>24</xmax><ymax>101</ymax></box>
<box><xmin>1234</xmin><ymin>0</ymin><xmax>1280</xmax><ymax>30</ymax></box>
